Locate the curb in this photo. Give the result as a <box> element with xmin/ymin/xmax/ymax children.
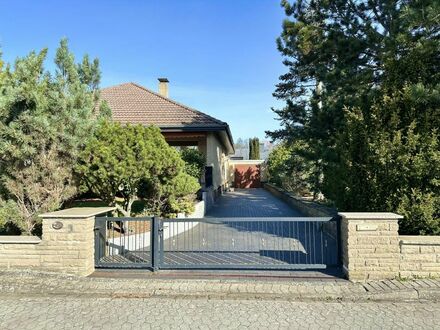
<box><xmin>0</xmin><ymin>270</ymin><xmax>439</xmax><ymax>302</ymax></box>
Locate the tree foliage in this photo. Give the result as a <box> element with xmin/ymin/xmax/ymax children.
<box><xmin>0</xmin><ymin>39</ymin><xmax>107</xmax><ymax>234</ymax></box>
<box><xmin>267</xmin><ymin>142</ymin><xmax>316</xmax><ymax>196</ymax></box>
<box><xmin>78</xmin><ymin>122</ymin><xmax>200</xmax><ymax>217</ymax></box>
<box><xmin>249</xmin><ymin>137</ymin><xmax>261</xmax><ymax>160</ymax></box>
<box><xmin>268</xmin><ymin>0</ymin><xmax>440</xmax><ymax>234</ymax></box>
<box><xmin>180</xmin><ymin>148</ymin><xmax>205</xmax><ymax>179</ymax></box>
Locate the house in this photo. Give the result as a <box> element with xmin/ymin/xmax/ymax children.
<box><xmin>100</xmin><ymin>78</ymin><xmax>235</xmax><ymax>204</ymax></box>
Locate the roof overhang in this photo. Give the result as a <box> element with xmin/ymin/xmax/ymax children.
<box><xmin>159</xmin><ymin>124</ymin><xmax>235</xmax><ymax>154</ymax></box>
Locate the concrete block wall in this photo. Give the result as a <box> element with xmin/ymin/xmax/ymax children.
<box><xmin>264</xmin><ymin>183</ymin><xmax>336</xmax><ymax>217</ymax></box>
<box><xmin>0</xmin><ymin>207</ymin><xmax>114</xmax><ymax>276</ymax></box>
<box><xmin>399</xmin><ymin>236</ymin><xmax>440</xmax><ymax>278</ymax></box>
<box><xmin>339</xmin><ymin>213</ymin><xmax>402</xmax><ymax>281</ymax></box>
<box><xmin>1</xmin><ymin>204</ymin><xmax>439</xmax><ymax>280</ymax></box>
<box><xmin>0</xmin><ymin>236</ymin><xmax>43</xmax><ymax>269</ymax></box>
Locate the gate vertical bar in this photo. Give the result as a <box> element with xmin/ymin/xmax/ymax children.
<box><xmin>94</xmin><ymin>225</ymin><xmax>100</xmax><ymax>265</ymax></box>
<box><xmin>151</xmin><ymin>216</ymin><xmax>160</xmax><ymax>271</ymax></box>
<box><xmin>335</xmin><ymin>215</ymin><xmax>342</xmax><ymax>266</ymax></box>
<box><xmin>159</xmin><ymin>218</ymin><xmax>164</xmax><ymax>266</ymax></box>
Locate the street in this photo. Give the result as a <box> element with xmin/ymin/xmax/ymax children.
<box><xmin>1</xmin><ymin>295</ymin><xmax>439</xmax><ymax>329</ymax></box>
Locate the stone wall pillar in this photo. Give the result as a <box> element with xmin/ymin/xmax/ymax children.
<box><xmin>38</xmin><ymin>207</ymin><xmax>115</xmax><ymax>276</ymax></box>
<box><xmin>339</xmin><ymin>212</ymin><xmax>402</xmax><ymax>281</ymax></box>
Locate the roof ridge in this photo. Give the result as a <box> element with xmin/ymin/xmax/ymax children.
<box><xmin>128</xmin><ymin>82</ymin><xmax>226</xmax><ymax>126</ymax></box>
<box><xmin>101</xmin><ymin>82</ymin><xmax>134</xmax><ymax>90</ymax></box>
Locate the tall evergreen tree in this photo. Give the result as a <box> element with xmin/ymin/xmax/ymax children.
<box><xmin>268</xmin><ymin>1</ymin><xmax>440</xmax><ymax>234</ymax></box>
<box><xmin>249</xmin><ymin>138</ymin><xmax>254</xmax><ymax>159</ymax></box>
<box><xmin>0</xmin><ymin>39</ymin><xmax>108</xmax><ymax>234</ymax></box>
<box><xmin>253</xmin><ymin>138</ymin><xmax>261</xmax><ymax>159</ymax></box>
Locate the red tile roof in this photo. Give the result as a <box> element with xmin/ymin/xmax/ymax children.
<box><xmin>100</xmin><ymin>82</ymin><xmax>227</xmax><ymax>128</ymax></box>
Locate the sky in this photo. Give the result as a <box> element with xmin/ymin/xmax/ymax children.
<box><xmin>0</xmin><ymin>0</ymin><xmax>287</xmax><ymax>141</ymax></box>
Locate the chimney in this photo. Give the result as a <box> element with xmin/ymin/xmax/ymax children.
<box><xmin>158</xmin><ymin>78</ymin><xmax>169</xmax><ymax>98</ymax></box>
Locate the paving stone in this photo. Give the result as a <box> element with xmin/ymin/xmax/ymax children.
<box><xmin>5</xmin><ymin>297</ymin><xmax>439</xmax><ymax>329</ymax></box>
<box><xmin>206</xmin><ymin>189</ymin><xmax>303</xmax><ymax>218</ymax></box>
<box><xmin>1</xmin><ymin>269</ymin><xmax>440</xmax><ymax>304</ymax></box>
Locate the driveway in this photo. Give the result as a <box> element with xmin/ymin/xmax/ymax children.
<box><xmin>98</xmin><ymin>189</ymin><xmax>338</xmax><ymax>270</ymax></box>
<box><xmin>160</xmin><ymin>189</ymin><xmax>338</xmax><ymax>268</ymax></box>
<box><xmin>206</xmin><ymin>188</ymin><xmax>304</xmax><ymax>218</ymax></box>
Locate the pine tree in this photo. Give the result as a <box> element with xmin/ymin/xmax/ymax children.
<box><xmin>268</xmin><ymin>1</ymin><xmax>440</xmax><ymax>234</ymax></box>
<box><xmin>0</xmin><ymin>38</ymin><xmax>108</xmax><ymax>234</ymax></box>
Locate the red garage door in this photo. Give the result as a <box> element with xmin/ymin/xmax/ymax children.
<box><xmin>234</xmin><ymin>164</ymin><xmax>261</xmax><ymax>188</ymax></box>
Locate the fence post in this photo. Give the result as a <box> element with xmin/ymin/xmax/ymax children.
<box><xmin>151</xmin><ymin>216</ymin><xmax>160</xmax><ymax>272</ymax></box>
<box><xmin>37</xmin><ymin>207</ymin><xmax>115</xmax><ymax>276</ymax></box>
<box><xmin>339</xmin><ymin>212</ymin><xmax>402</xmax><ymax>281</ymax></box>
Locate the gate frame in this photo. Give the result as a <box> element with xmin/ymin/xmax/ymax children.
<box><xmin>94</xmin><ymin>216</ymin><xmax>154</xmax><ymax>269</ymax></box>
<box><xmin>94</xmin><ymin>216</ymin><xmax>342</xmax><ymax>271</ymax></box>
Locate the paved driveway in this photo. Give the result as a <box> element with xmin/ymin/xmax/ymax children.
<box><xmin>206</xmin><ymin>188</ymin><xmax>304</xmax><ymax>218</ymax></box>
<box><xmin>99</xmin><ymin>189</ymin><xmax>338</xmax><ymax>269</ymax></box>
<box><xmin>160</xmin><ymin>189</ymin><xmax>338</xmax><ymax>268</ymax></box>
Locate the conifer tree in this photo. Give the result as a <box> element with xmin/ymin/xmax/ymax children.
<box><xmin>77</xmin><ymin>122</ymin><xmax>200</xmax><ymax>217</ymax></box>
<box><xmin>249</xmin><ymin>139</ymin><xmax>254</xmax><ymax>160</ymax></box>
<box><xmin>0</xmin><ymin>39</ymin><xmax>108</xmax><ymax>234</ymax></box>
<box><xmin>249</xmin><ymin>138</ymin><xmax>261</xmax><ymax>160</ymax></box>
<box><xmin>268</xmin><ymin>1</ymin><xmax>440</xmax><ymax>234</ymax></box>
<box><xmin>253</xmin><ymin>138</ymin><xmax>260</xmax><ymax>160</ymax></box>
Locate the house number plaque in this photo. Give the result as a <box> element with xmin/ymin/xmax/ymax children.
<box><xmin>52</xmin><ymin>221</ymin><xmax>63</xmax><ymax>230</ymax></box>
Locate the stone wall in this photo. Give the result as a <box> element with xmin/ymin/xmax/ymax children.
<box><xmin>0</xmin><ymin>207</ymin><xmax>114</xmax><ymax>276</ymax></box>
<box><xmin>263</xmin><ymin>182</ymin><xmax>336</xmax><ymax>217</ymax></box>
<box><xmin>339</xmin><ymin>213</ymin><xmax>401</xmax><ymax>281</ymax></box>
<box><xmin>0</xmin><ymin>236</ymin><xmax>42</xmax><ymax>270</ymax></box>
<box><xmin>1</xmin><ymin>204</ymin><xmax>439</xmax><ymax>280</ymax></box>
<box><xmin>399</xmin><ymin>236</ymin><xmax>440</xmax><ymax>278</ymax></box>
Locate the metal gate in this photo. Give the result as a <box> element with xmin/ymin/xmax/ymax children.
<box><xmin>94</xmin><ymin>216</ymin><xmax>340</xmax><ymax>270</ymax></box>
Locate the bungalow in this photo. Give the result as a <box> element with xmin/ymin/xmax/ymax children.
<box><xmin>100</xmin><ymin>78</ymin><xmax>235</xmax><ymax>204</ymax></box>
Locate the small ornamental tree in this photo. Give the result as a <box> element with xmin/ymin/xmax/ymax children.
<box><xmin>78</xmin><ymin>122</ymin><xmax>200</xmax><ymax>217</ymax></box>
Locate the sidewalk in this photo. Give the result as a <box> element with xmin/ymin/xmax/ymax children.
<box><xmin>1</xmin><ymin>270</ymin><xmax>439</xmax><ymax>302</ymax></box>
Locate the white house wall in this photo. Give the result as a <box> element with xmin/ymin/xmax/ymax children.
<box><xmin>206</xmin><ymin>132</ymin><xmax>229</xmax><ymax>190</ymax></box>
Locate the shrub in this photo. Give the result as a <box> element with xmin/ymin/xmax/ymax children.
<box><xmin>180</xmin><ymin>148</ymin><xmax>205</xmax><ymax>179</ymax></box>
<box><xmin>78</xmin><ymin>121</ymin><xmax>201</xmax><ymax>217</ymax></box>
<box><xmin>266</xmin><ymin>142</ymin><xmax>315</xmax><ymax>197</ymax></box>
<box><xmin>0</xmin><ymin>199</ymin><xmax>23</xmax><ymax>235</ymax></box>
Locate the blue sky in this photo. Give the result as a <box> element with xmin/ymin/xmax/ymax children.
<box><xmin>0</xmin><ymin>0</ymin><xmax>286</xmax><ymax>141</ymax></box>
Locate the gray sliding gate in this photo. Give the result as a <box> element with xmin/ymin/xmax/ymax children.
<box><xmin>94</xmin><ymin>216</ymin><xmax>340</xmax><ymax>270</ymax></box>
